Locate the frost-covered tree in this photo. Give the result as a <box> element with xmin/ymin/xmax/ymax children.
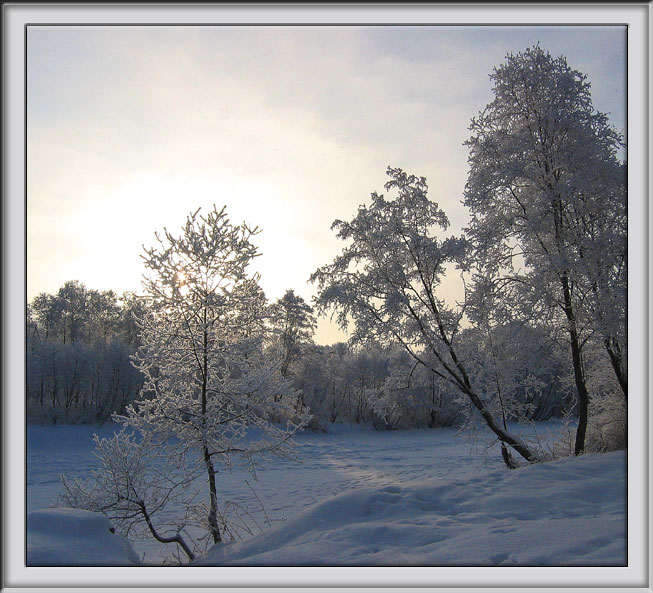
<box><xmin>30</xmin><ymin>293</ymin><xmax>60</xmax><ymax>341</ymax></box>
<box><xmin>464</xmin><ymin>45</ymin><xmax>627</xmax><ymax>454</ymax></box>
<box><xmin>116</xmin><ymin>206</ymin><xmax>308</xmax><ymax>546</ymax></box>
<box><xmin>84</xmin><ymin>289</ymin><xmax>121</xmax><ymax>344</ymax></box>
<box><xmin>367</xmin><ymin>352</ymin><xmax>432</xmax><ymax>431</ymax></box>
<box><xmin>267</xmin><ymin>289</ymin><xmax>317</xmax><ymax>379</ymax></box>
<box><xmin>311</xmin><ymin>167</ymin><xmax>542</xmax><ymax>465</ymax></box>
<box><xmin>117</xmin><ymin>291</ymin><xmax>149</xmax><ymax>349</ymax></box>
<box><xmin>56</xmin><ymin>280</ymin><xmax>90</xmax><ymax>344</ymax></box>
<box><xmin>465</xmin><ymin>271</ymin><xmax>575</xmax><ymax>421</ymax></box>
<box><xmin>29</xmin><ymin>281</ymin><xmax>125</xmax><ymax>346</ymax></box>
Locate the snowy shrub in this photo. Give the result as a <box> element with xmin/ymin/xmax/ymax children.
<box><xmin>367</xmin><ymin>355</ymin><xmax>462</xmax><ymax>431</ymax></box>
<box><xmin>60</xmin><ymin>429</ymin><xmax>201</xmax><ymax>562</ymax></box>
<box><xmin>584</xmin><ymin>399</ymin><xmax>627</xmax><ymax>453</ymax></box>
<box><xmin>368</xmin><ymin>374</ymin><xmax>415</xmax><ymax>430</ymax></box>
<box><xmin>545</xmin><ymin>396</ymin><xmax>626</xmax><ymax>459</ymax></box>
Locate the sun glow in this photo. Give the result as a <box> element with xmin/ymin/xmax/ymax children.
<box><xmin>175</xmin><ymin>270</ymin><xmax>190</xmax><ymax>297</ymax></box>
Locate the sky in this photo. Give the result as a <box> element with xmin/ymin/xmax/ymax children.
<box><xmin>27</xmin><ymin>25</ymin><xmax>626</xmax><ymax>345</ymax></box>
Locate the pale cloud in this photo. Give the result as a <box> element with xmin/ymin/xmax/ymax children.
<box><xmin>27</xmin><ymin>25</ymin><xmax>626</xmax><ymax>345</ymax></box>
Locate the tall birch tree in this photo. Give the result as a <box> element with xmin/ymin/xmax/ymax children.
<box><xmin>464</xmin><ymin>45</ymin><xmax>626</xmax><ymax>454</ymax></box>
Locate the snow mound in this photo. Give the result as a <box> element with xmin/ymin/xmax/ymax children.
<box><xmin>27</xmin><ymin>507</ymin><xmax>140</xmax><ymax>566</ymax></box>
<box><xmin>195</xmin><ymin>451</ymin><xmax>626</xmax><ymax>566</ymax></box>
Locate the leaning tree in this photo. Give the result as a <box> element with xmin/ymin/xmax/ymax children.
<box><xmin>311</xmin><ymin>167</ymin><xmax>542</xmax><ymax>466</ymax></box>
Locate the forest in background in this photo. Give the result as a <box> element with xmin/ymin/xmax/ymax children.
<box><xmin>26</xmin><ymin>279</ymin><xmax>578</xmax><ymax>430</ymax></box>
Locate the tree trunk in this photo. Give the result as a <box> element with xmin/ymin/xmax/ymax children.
<box><xmin>200</xmin><ymin>322</ymin><xmax>221</xmax><ymax>545</ymax></box>
<box><xmin>501</xmin><ymin>442</ymin><xmax>518</xmax><ymax>469</ymax></box>
<box><xmin>203</xmin><ymin>446</ymin><xmax>222</xmax><ymax>544</ymax></box>
<box><xmin>438</xmin><ymin>339</ymin><xmax>542</xmax><ymax>464</ymax></box>
<box><xmin>560</xmin><ymin>273</ymin><xmax>590</xmax><ymax>455</ymax></box>
<box><xmin>425</xmin><ymin>357</ymin><xmax>540</xmax><ymax>463</ymax></box>
<box><xmin>463</xmin><ymin>383</ymin><xmax>541</xmax><ymax>463</ymax></box>
<box><xmin>410</xmin><ymin>314</ymin><xmax>542</xmax><ymax>463</ymax></box>
<box><xmin>605</xmin><ymin>337</ymin><xmax>627</xmax><ymax>401</ymax></box>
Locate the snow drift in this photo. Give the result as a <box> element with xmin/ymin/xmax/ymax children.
<box><xmin>195</xmin><ymin>450</ymin><xmax>626</xmax><ymax>566</ymax></box>
<box><xmin>27</xmin><ymin>507</ymin><xmax>140</xmax><ymax>566</ymax></box>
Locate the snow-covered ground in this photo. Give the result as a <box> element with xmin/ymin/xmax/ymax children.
<box><xmin>197</xmin><ymin>449</ymin><xmax>626</xmax><ymax>566</ymax></box>
<box><xmin>27</xmin><ymin>507</ymin><xmax>139</xmax><ymax>566</ymax></box>
<box><xmin>27</xmin><ymin>421</ymin><xmax>626</xmax><ymax>566</ymax></box>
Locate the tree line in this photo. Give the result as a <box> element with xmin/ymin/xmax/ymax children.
<box><xmin>27</xmin><ymin>278</ymin><xmax>578</xmax><ymax>432</ymax></box>
<box><xmin>27</xmin><ymin>282</ymin><xmax>147</xmax><ymax>424</ymax></box>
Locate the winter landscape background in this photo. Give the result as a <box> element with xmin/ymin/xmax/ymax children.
<box><xmin>9</xmin><ymin>5</ymin><xmax>647</xmax><ymax>590</ymax></box>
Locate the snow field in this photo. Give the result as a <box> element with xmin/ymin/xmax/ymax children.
<box><xmin>26</xmin><ymin>421</ymin><xmax>626</xmax><ymax>566</ymax></box>
<box><xmin>196</xmin><ymin>450</ymin><xmax>626</xmax><ymax>566</ymax></box>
